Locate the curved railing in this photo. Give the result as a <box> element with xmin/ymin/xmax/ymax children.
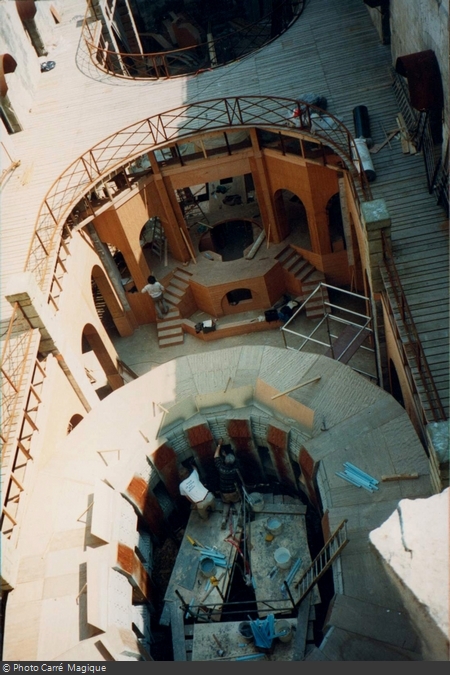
<box><xmin>24</xmin><ymin>96</ymin><xmax>371</xmax><ymax>291</ymax></box>
<box><xmin>82</xmin><ymin>0</ymin><xmax>305</xmax><ymax>80</ymax></box>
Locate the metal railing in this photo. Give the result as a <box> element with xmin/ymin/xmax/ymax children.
<box><xmin>381</xmin><ymin>231</ymin><xmax>446</xmax><ymax>426</ymax></box>
<box><xmin>83</xmin><ymin>0</ymin><xmax>305</xmax><ymax>80</ymax></box>
<box><xmin>1</xmin><ymin>97</ymin><xmax>370</xmax><ymax>503</ymax></box>
<box><xmin>24</xmin><ymin>96</ymin><xmax>371</xmax><ymax>298</ymax></box>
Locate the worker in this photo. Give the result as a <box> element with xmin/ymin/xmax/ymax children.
<box><xmin>141</xmin><ymin>275</ymin><xmax>169</xmax><ymax>319</ymax></box>
<box><xmin>178</xmin><ymin>464</ymin><xmax>215</xmax><ymax>520</ymax></box>
<box><xmin>214</xmin><ymin>439</ymin><xmax>241</xmax><ymax>529</ymax></box>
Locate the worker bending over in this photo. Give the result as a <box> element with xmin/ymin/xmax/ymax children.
<box><xmin>178</xmin><ymin>464</ymin><xmax>215</xmax><ymax>520</ymax></box>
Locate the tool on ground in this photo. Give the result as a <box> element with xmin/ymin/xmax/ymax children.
<box><xmin>201</xmin><ymin>572</ymin><xmax>225</xmax><ymax>602</ymax></box>
<box><xmin>212</xmin><ymin>633</ymin><xmax>225</xmax><ymax>657</ymax></box>
<box><xmin>187</xmin><ymin>534</ymin><xmax>206</xmax><ymax>549</ymax></box>
<box><xmin>280</xmin><ymin>557</ymin><xmax>302</xmax><ymax>596</ymax></box>
<box><xmin>268</xmin><ymin>565</ymin><xmax>278</xmax><ymax>579</ymax></box>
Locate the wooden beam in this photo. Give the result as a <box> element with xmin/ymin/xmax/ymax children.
<box><xmin>271</xmin><ymin>376</ymin><xmax>321</xmax><ymax>400</ymax></box>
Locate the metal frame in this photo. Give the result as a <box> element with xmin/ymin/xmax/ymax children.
<box><xmin>83</xmin><ymin>0</ymin><xmax>306</xmax><ymax>81</ymax></box>
<box><xmin>281</xmin><ymin>283</ymin><xmax>378</xmax><ymax>382</ymax></box>
<box><xmin>24</xmin><ymin>96</ymin><xmax>372</xmax><ymax>297</ymax></box>
<box><xmin>381</xmin><ymin>232</ymin><xmax>446</xmax><ymax>426</ymax></box>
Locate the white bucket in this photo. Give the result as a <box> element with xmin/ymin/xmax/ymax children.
<box><xmin>248</xmin><ymin>492</ymin><xmax>264</xmax><ymax>512</ymax></box>
<box><xmin>275</xmin><ymin>619</ymin><xmax>292</xmax><ymax>643</ymax></box>
<box><xmin>274</xmin><ymin>547</ymin><xmax>291</xmax><ymax>570</ymax></box>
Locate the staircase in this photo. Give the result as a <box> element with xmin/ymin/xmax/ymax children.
<box><xmin>275</xmin><ymin>247</ymin><xmax>329</xmax><ymax>319</ymax></box>
<box><xmin>294</xmin><ymin>519</ymin><xmax>348</xmax><ymax>606</ymax></box>
<box><xmin>157</xmin><ymin>268</ymin><xmax>193</xmax><ymax>348</ymax></box>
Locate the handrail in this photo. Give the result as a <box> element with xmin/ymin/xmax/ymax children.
<box><xmin>82</xmin><ymin>0</ymin><xmax>305</xmax><ymax>80</ymax></box>
<box><xmin>24</xmin><ymin>95</ymin><xmax>371</xmax><ymax>297</ymax></box>
<box><xmin>0</xmin><ymin>305</ymin><xmax>37</xmax><ymax>458</ymax></box>
<box><xmin>2</xmin><ymin>96</ymin><xmax>370</xmax><ymax>455</ymax></box>
<box><xmin>381</xmin><ymin>231</ymin><xmax>446</xmax><ymax>422</ymax></box>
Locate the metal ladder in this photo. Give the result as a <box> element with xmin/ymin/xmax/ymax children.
<box><xmin>176</xmin><ymin>188</ymin><xmax>209</xmax><ymax>224</ymax></box>
<box><xmin>294</xmin><ymin>519</ymin><xmax>348</xmax><ymax>605</ymax></box>
<box><xmin>150</xmin><ymin>217</ymin><xmax>166</xmax><ymax>261</ymax></box>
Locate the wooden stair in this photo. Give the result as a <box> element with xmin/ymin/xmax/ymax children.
<box><xmin>157</xmin><ymin>268</ymin><xmax>193</xmax><ymax>348</ymax></box>
<box><xmin>276</xmin><ymin>246</ymin><xmax>329</xmax><ymax>319</ymax></box>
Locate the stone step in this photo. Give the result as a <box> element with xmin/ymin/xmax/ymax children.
<box><xmin>164</xmin><ymin>310</ymin><xmax>181</xmax><ymax>320</ymax></box>
<box><xmin>298</xmin><ymin>265</ymin><xmax>319</xmax><ymax>283</ymax></box>
<box><xmin>165</xmin><ymin>291</ymin><xmax>182</xmax><ymax>305</ymax></box>
<box><xmin>158</xmin><ymin>327</ymin><xmax>183</xmax><ymax>339</ymax></box>
<box><xmin>284</xmin><ymin>254</ymin><xmax>304</xmax><ymax>272</ymax></box>
<box><xmin>170</xmin><ymin>277</ymin><xmax>189</xmax><ymax>292</ymax></box>
<box><xmin>159</xmin><ymin>334</ymin><xmax>184</xmax><ymax>348</ymax></box>
<box><xmin>166</xmin><ymin>284</ymin><xmax>185</xmax><ymax>298</ymax></box>
<box><xmin>290</xmin><ymin>258</ymin><xmax>312</xmax><ymax>277</ymax></box>
<box><xmin>157</xmin><ymin>318</ymin><xmax>184</xmax><ymax>330</ymax></box>
<box><xmin>275</xmin><ymin>246</ymin><xmax>296</xmax><ymax>265</ymax></box>
<box><xmin>174</xmin><ymin>267</ymin><xmax>193</xmax><ymax>282</ymax></box>
<box><xmin>281</xmin><ymin>253</ymin><xmax>299</xmax><ymax>269</ymax></box>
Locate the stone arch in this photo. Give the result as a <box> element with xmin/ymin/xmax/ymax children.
<box><xmin>81</xmin><ymin>323</ymin><xmax>123</xmax><ymax>394</ymax></box>
<box><xmin>273</xmin><ymin>188</ymin><xmax>311</xmax><ymax>250</ymax></box>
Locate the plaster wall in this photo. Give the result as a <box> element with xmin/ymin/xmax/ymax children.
<box><xmin>389</xmin><ymin>0</ymin><xmax>449</xmax><ymax>143</ymax></box>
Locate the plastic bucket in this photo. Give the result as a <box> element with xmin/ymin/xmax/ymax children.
<box><xmin>274</xmin><ymin>547</ymin><xmax>291</xmax><ymax>570</ymax></box>
<box><xmin>275</xmin><ymin>619</ymin><xmax>292</xmax><ymax>643</ymax></box>
<box><xmin>248</xmin><ymin>492</ymin><xmax>264</xmax><ymax>512</ymax></box>
<box><xmin>266</xmin><ymin>516</ymin><xmax>283</xmax><ymax>535</ymax></box>
<box><xmin>199</xmin><ymin>557</ymin><xmax>216</xmax><ymax>578</ymax></box>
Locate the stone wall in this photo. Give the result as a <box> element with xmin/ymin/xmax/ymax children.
<box><xmin>0</xmin><ymin>2</ymin><xmax>59</xmax><ymax>130</ymax></box>
<box><xmin>366</xmin><ymin>0</ymin><xmax>449</xmax><ymax>148</ymax></box>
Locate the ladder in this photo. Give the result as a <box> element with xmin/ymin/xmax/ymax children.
<box><xmin>294</xmin><ymin>519</ymin><xmax>348</xmax><ymax>605</ymax></box>
<box><xmin>150</xmin><ymin>217</ymin><xmax>166</xmax><ymax>261</ymax></box>
<box><xmin>176</xmin><ymin>188</ymin><xmax>209</xmax><ymax>224</ymax></box>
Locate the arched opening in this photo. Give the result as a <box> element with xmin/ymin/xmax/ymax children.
<box><xmin>274</xmin><ymin>189</ymin><xmax>311</xmax><ymax>250</ymax></box>
<box><xmin>389</xmin><ymin>359</ymin><xmax>405</xmax><ymax>408</ymax></box>
<box><xmin>82</xmin><ymin>323</ymin><xmax>123</xmax><ymax>399</ymax></box>
<box><xmin>67</xmin><ymin>414</ymin><xmax>83</xmax><ymax>434</ymax></box>
<box><xmin>326</xmin><ymin>193</ymin><xmax>346</xmax><ymax>252</ymax></box>
<box><xmin>140</xmin><ymin>216</ymin><xmax>167</xmax><ymax>269</ymax></box>
<box><xmin>220</xmin><ymin>287</ymin><xmax>262</xmax><ymax>315</ymax></box>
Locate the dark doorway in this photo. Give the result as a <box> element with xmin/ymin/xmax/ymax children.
<box><xmin>199</xmin><ymin>219</ymin><xmax>255</xmax><ymax>261</ymax></box>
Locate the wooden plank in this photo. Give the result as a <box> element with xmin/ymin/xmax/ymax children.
<box><xmin>170</xmin><ymin>602</ymin><xmax>187</xmax><ymax>662</ymax></box>
<box><xmin>292</xmin><ymin>593</ymin><xmax>311</xmax><ymax>660</ymax></box>
<box><xmin>262</xmin><ymin>503</ymin><xmax>307</xmax><ymax>515</ymax></box>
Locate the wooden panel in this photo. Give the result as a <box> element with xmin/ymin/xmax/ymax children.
<box><xmin>149</xmin><ymin>442</ymin><xmax>179</xmax><ymax>500</ymax></box>
<box><xmin>124</xmin><ymin>476</ymin><xmax>166</xmax><ymax>539</ymax></box>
